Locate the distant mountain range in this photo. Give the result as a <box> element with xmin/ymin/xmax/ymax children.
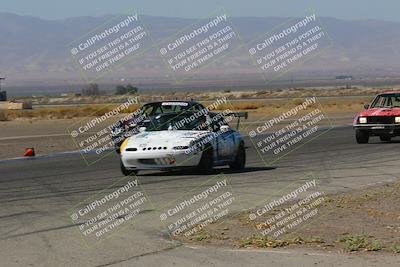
<box><xmin>1</xmin><ymin>12</ymin><xmax>400</xmax><ymax>88</ymax></box>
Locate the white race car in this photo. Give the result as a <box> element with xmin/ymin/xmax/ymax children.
<box><xmin>119</xmin><ymin>111</ymin><xmax>246</xmax><ymax>175</ymax></box>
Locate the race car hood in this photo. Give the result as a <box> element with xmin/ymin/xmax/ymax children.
<box><xmin>358</xmin><ymin>108</ymin><xmax>400</xmax><ymax>117</ymax></box>
<box><xmin>125</xmin><ymin>130</ymin><xmax>211</xmax><ymax>149</ymax></box>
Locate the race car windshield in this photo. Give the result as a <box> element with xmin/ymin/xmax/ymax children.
<box><xmin>371</xmin><ymin>94</ymin><xmax>400</xmax><ymax>108</ymax></box>
<box><xmin>141</xmin><ymin>102</ymin><xmax>196</xmax><ymax>116</ymax></box>
<box><xmin>144</xmin><ymin>113</ymin><xmax>207</xmax><ymax>131</ymax></box>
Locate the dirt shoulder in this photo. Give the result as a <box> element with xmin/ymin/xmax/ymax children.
<box><xmin>176</xmin><ymin>181</ymin><xmax>400</xmax><ymax>255</ymax></box>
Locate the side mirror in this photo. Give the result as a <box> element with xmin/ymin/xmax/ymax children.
<box><xmin>220</xmin><ymin>125</ymin><xmax>230</xmax><ymax>133</ymax></box>
<box><xmin>364</xmin><ymin>104</ymin><xmax>370</xmax><ymax>110</ymax></box>
<box><xmin>139</xmin><ymin>127</ymin><xmax>146</xmax><ymax>133</ymax></box>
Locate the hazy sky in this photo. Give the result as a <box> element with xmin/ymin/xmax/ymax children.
<box><xmin>1</xmin><ymin>0</ymin><xmax>398</xmax><ymax>22</ymax></box>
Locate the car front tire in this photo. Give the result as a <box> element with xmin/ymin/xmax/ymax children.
<box><xmin>355</xmin><ymin>129</ymin><xmax>369</xmax><ymax>144</ymax></box>
<box><xmin>379</xmin><ymin>134</ymin><xmax>391</xmax><ymax>142</ymax></box>
<box><xmin>120</xmin><ymin>160</ymin><xmax>139</xmax><ymax>176</ymax></box>
<box><xmin>230</xmin><ymin>142</ymin><xmax>246</xmax><ymax>170</ymax></box>
<box><xmin>197</xmin><ymin>144</ymin><xmax>213</xmax><ymax>173</ymax></box>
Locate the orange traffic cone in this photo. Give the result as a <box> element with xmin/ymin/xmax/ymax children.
<box><xmin>24</xmin><ymin>148</ymin><xmax>35</xmax><ymax>157</ymax></box>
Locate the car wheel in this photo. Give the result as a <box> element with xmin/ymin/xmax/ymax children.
<box><xmin>355</xmin><ymin>129</ymin><xmax>369</xmax><ymax>144</ymax></box>
<box><xmin>120</xmin><ymin>160</ymin><xmax>138</xmax><ymax>176</ymax></box>
<box><xmin>379</xmin><ymin>134</ymin><xmax>391</xmax><ymax>142</ymax></box>
<box><xmin>229</xmin><ymin>142</ymin><xmax>246</xmax><ymax>170</ymax></box>
<box><xmin>197</xmin><ymin>144</ymin><xmax>213</xmax><ymax>173</ymax></box>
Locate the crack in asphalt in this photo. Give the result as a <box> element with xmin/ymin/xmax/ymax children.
<box><xmin>95</xmin><ymin>244</ymin><xmax>181</xmax><ymax>267</ymax></box>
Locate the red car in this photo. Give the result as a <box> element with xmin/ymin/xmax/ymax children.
<box><xmin>354</xmin><ymin>92</ymin><xmax>400</xmax><ymax>143</ymax></box>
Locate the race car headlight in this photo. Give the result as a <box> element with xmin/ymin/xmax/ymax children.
<box><xmin>189</xmin><ymin>140</ymin><xmax>201</xmax><ymax>149</ymax></box>
<box><xmin>173</xmin><ymin>146</ymin><xmax>189</xmax><ymax>150</ymax></box>
<box><xmin>395</xmin><ymin>117</ymin><xmax>400</xmax><ymax>123</ymax></box>
<box><xmin>359</xmin><ymin>117</ymin><xmax>367</xmax><ymax>124</ymax></box>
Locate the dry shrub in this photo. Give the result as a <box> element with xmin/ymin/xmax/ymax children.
<box><xmin>238</xmin><ymin>93</ymin><xmax>254</xmax><ymax>99</ymax></box>
<box><xmin>290</xmin><ymin>98</ymin><xmax>305</xmax><ymax>106</ymax></box>
<box><xmin>213</xmin><ymin>102</ymin><xmax>264</xmax><ymax>111</ymax></box>
<box><xmin>234</xmin><ymin>102</ymin><xmax>264</xmax><ymax>110</ymax></box>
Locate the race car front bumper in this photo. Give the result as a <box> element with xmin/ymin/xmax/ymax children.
<box><xmin>354</xmin><ymin>124</ymin><xmax>400</xmax><ymax>135</ymax></box>
<box><xmin>121</xmin><ymin>150</ymin><xmax>202</xmax><ymax>170</ymax></box>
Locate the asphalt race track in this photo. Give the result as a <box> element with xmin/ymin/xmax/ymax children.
<box><xmin>1</xmin><ymin>126</ymin><xmax>400</xmax><ymax>266</ymax></box>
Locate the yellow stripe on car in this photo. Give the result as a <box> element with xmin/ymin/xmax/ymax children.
<box><xmin>120</xmin><ymin>139</ymin><xmax>129</xmax><ymax>153</ymax></box>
